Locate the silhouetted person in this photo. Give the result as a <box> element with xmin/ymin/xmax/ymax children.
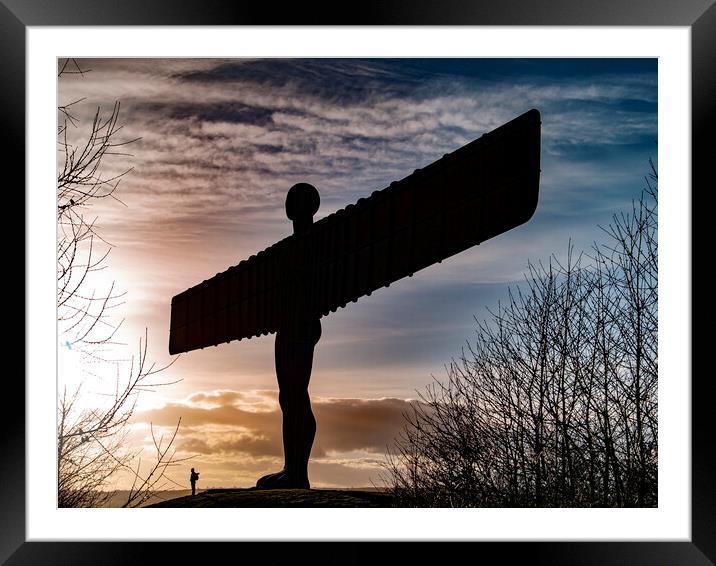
<box><xmin>256</xmin><ymin>183</ymin><xmax>321</xmax><ymax>490</ymax></box>
<box><xmin>190</xmin><ymin>467</ymin><xmax>199</xmax><ymax>496</ymax></box>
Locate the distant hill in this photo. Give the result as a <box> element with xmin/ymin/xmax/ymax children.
<box><xmin>147</xmin><ymin>488</ymin><xmax>396</xmax><ymax>508</ymax></box>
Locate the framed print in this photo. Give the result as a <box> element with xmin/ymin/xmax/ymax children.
<box><xmin>11</xmin><ymin>1</ymin><xmax>713</xmax><ymax>564</ymax></box>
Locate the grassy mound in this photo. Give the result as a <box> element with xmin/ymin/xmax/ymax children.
<box><xmin>147</xmin><ymin>488</ymin><xmax>395</xmax><ymax>508</ymax></box>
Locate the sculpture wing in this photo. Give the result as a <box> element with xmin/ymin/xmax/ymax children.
<box><xmin>309</xmin><ymin>108</ymin><xmax>541</xmax><ymax>315</ymax></box>
<box><xmin>169</xmin><ymin>239</ymin><xmax>290</xmax><ymax>354</ymax></box>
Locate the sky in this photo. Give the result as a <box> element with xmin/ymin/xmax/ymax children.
<box><xmin>57</xmin><ymin>58</ymin><xmax>657</xmax><ymax>490</ymax></box>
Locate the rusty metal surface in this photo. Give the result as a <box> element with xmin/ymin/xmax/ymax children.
<box><xmin>169</xmin><ymin>109</ymin><xmax>541</xmax><ymax>354</ymax></box>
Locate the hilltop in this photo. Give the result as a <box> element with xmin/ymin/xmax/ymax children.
<box><xmin>147</xmin><ymin>488</ymin><xmax>395</xmax><ymax>508</ymax></box>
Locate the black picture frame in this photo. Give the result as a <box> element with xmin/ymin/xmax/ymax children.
<box><xmin>9</xmin><ymin>1</ymin><xmax>712</xmax><ymax>564</ymax></box>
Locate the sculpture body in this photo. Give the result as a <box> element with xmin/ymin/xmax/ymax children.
<box><xmin>168</xmin><ymin>110</ymin><xmax>542</xmax><ymax>488</ymax></box>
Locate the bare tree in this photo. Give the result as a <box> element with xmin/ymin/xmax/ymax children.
<box><xmin>57</xmin><ymin>59</ymin><xmax>186</xmax><ymax>507</ymax></box>
<box><xmin>384</xmin><ymin>164</ymin><xmax>658</xmax><ymax>508</ymax></box>
<box><xmin>592</xmin><ymin>160</ymin><xmax>658</xmax><ymax>506</ymax></box>
<box><xmin>57</xmin><ymin>59</ymin><xmax>138</xmax><ymax>348</ymax></box>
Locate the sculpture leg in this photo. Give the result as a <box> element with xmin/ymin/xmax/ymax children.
<box><xmin>278</xmin><ymin>338</ymin><xmax>316</xmax><ymax>487</ymax></box>
<box><xmin>256</xmin><ymin>321</ymin><xmax>320</xmax><ymax>489</ymax></box>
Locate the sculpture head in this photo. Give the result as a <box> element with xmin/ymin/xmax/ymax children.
<box><xmin>286</xmin><ymin>183</ymin><xmax>320</xmax><ymax>233</ymax></box>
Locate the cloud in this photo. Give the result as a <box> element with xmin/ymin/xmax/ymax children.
<box><xmin>127</xmin><ymin>389</ymin><xmax>422</xmax><ymax>487</ymax></box>
<box><xmin>173</xmin><ymin>59</ymin><xmax>430</xmax><ymax>105</ymax></box>
<box><xmin>138</xmin><ymin>389</ymin><xmax>417</xmax><ymax>455</ymax></box>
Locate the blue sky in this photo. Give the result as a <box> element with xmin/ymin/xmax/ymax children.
<box><xmin>58</xmin><ymin>58</ymin><xmax>657</xmax><ymax>488</ymax></box>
